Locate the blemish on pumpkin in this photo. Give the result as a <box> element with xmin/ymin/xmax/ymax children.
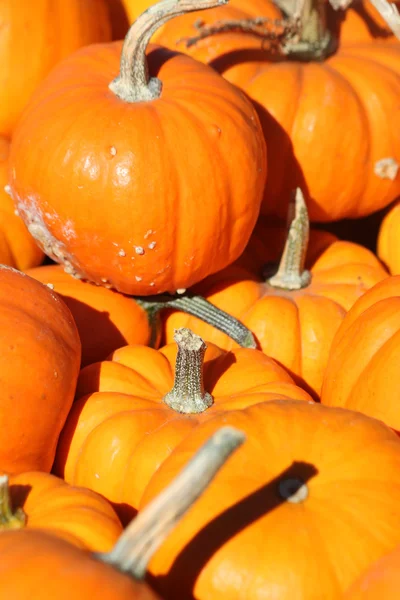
<box><xmin>4</xmin><ymin>184</ymin><xmax>11</xmax><ymax>197</ymax></box>
<box><xmin>148</xmin><ymin>241</ymin><xmax>156</xmax><ymax>250</ymax></box>
<box><xmin>118</xmin><ymin>249</ymin><xmax>126</xmax><ymax>257</ymax></box>
<box><xmin>14</xmin><ymin>209</ymin><xmax>19</xmax><ymax>217</ymax></box>
<box><xmin>46</xmin><ymin>283</ymin><xmax>55</xmax><ymax>290</ymax></box>
<box><xmin>54</xmin><ymin>371</ymin><xmax>58</xmax><ymax>378</ymax></box>
<box><xmin>149</xmin><ymin>282</ymin><xmax>155</xmax><ymax>286</ymax></box>
<box><xmin>374</xmin><ymin>158</ymin><xmax>399</xmax><ymax>181</ymax></box>
<box><xmin>109</xmin><ymin>146</ymin><xmax>117</xmax><ymax>157</ymax></box>
<box><xmin>101</xmin><ymin>277</ymin><xmax>109</xmax><ymax>283</ymax></box>
<box><xmin>210</xmin><ymin>124</ymin><xmax>222</xmax><ymax>138</ymax></box>
<box><xmin>144</xmin><ymin>230</ymin><xmax>153</xmax><ymax>239</ymax></box>
<box><xmin>135</xmin><ymin>276</ymin><xmax>142</xmax><ymax>281</ymax></box>
<box><xmin>135</xmin><ymin>246</ymin><xmax>145</xmax><ymax>255</ymax></box>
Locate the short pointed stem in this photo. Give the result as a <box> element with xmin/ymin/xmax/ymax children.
<box><xmin>0</xmin><ymin>475</ymin><xmax>26</xmax><ymax>530</ymax></box>
<box><xmin>164</xmin><ymin>328</ymin><xmax>212</xmax><ymax>413</ymax></box>
<box><xmin>109</xmin><ymin>0</ymin><xmax>228</xmax><ymax>103</ymax></box>
<box><xmin>268</xmin><ymin>188</ymin><xmax>311</xmax><ymax>291</ymax></box>
<box><xmin>135</xmin><ymin>294</ymin><xmax>257</xmax><ymax>349</ymax></box>
<box><xmin>96</xmin><ymin>426</ymin><xmax>245</xmax><ymax>579</ymax></box>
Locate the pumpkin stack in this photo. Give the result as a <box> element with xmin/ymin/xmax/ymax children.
<box><xmin>2</xmin><ymin>0</ymin><xmax>400</xmax><ymax>598</ymax></box>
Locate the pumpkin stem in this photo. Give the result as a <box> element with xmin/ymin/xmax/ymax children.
<box><xmin>96</xmin><ymin>426</ymin><xmax>245</xmax><ymax>579</ymax></box>
<box><xmin>282</xmin><ymin>0</ymin><xmax>335</xmax><ymax>60</ymax></box>
<box><xmin>267</xmin><ymin>188</ymin><xmax>311</xmax><ymax>290</ymax></box>
<box><xmin>0</xmin><ymin>475</ymin><xmax>26</xmax><ymax>530</ymax></box>
<box><xmin>109</xmin><ymin>0</ymin><xmax>228</xmax><ymax>102</ymax></box>
<box><xmin>136</xmin><ymin>294</ymin><xmax>256</xmax><ymax>349</ymax></box>
<box><xmin>163</xmin><ymin>327</ymin><xmax>213</xmax><ymax>413</ymax></box>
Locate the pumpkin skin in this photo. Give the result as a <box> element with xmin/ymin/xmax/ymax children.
<box><xmin>55</xmin><ymin>341</ymin><xmax>312</xmax><ymax>522</ymax></box>
<box><xmin>0</xmin><ymin>266</ymin><xmax>81</xmax><ymax>473</ymax></box>
<box><xmin>156</xmin><ymin>12</ymin><xmax>400</xmax><ymax>222</ymax></box>
<box><xmin>344</xmin><ymin>545</ymin><xmax>400</xmax><ymax>599</ymax></box>
<box><xmin>2</xmin><ymin>471</ymin><xmax>122</xmax><ymax>552</ymax></box>
<box><xmin>0</xmin><ymin>138</ymin><xmax>43</xmax><ymax>269</ymax></box>
<box><xmin>321</xmin><ymin>276</ymin><xmax>400</xmax><ymax>431</ymax></box>
<box><xmin>0</xmin><ymin>530</ymin><xmax>159</xmax><ymax>600</ymax></box>
<box><xmin>377</xmin><ymin>199</ymin><xmax>400</xmax><ymax>274</ymax></box>
<box><xmin>26</xmin><ymin>264</ymin><xmax>151</xmax><ymax>366</ymax></box>
<box><xmin>0</xmin><ymin>0</ymin><xmax>112</xmax><ymax>137</ymax></box>
<box><xmin>8</xmin><ymin>40</ymin><xmax>266</xmax><ymax>295</ymax></box>
<box><xmin>163</xmin><ymin>219</ymin><xmax>388</xmax><ymax>397</ymax></box>
<box><xmin>141</xmin><ymin>400</ymin><xmax>400</xmax><ymax>600</ymax></box>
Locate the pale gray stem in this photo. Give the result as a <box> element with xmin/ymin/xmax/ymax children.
<box><xmin>96</xmin><ymin>426</ymin><xmax>245</xmax><ymax>579</ymax></box>
<box><xmin>110</xmin><ymin>0</ymin><xmax>228</xmax><ymax>102</ymax></box>
<box><xmin>367</xmin><ymin>0</ymin><xmax>400</xmax><ymax>38</ymax></box>
<box><xmin>268</xmin><ymin>188</ymin><xmax>311</xmax><ymax>291</ymax></box>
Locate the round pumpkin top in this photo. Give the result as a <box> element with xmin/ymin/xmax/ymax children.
<box><xmin>344</xmin><ymin>544</ymin><xmax>400</xmax><ymax>599</ymax></box>
<box><xmin>141</xmin><ymin>400</ymin><xmax>400</xmax><ymax>600</ymax></box>
<box><xmin>0</xmin><ymin>265</ymin><xmax>81</xmax><ymax>473</ymax></box>
<box><xmin>8</xmin><ymin>0</ymin><xmax>266</xmax><ymax>296</ymax></box>
<box><xmin>55</xmin><ymin>331</ymin><xmax>312</xmax><ymax>520</ymax></box>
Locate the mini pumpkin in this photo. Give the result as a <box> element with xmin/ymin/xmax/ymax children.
<box><xmin>8</xmin><ymin>0</ymin><xmax>266</xmax><ymax>296</ymax></box>
<box><xmin>0</xmin><ymin>0</ymin><xmax>112</xmax><ymax>137</ymax></box>
<box><xmin>0</xmin><ymin>471</ymin><xmax>122</xmax><ymax>551</ymax></box>
<box><xmin>0</xmin><ymin>138</ymin><xmax>43</xmax><ymax>269</ymax></box>
<box><xmin>162</xmin><ymin>190</ymin><xmax>388</xmax><ymax>397</ymax></box>
<box><xmin>0</xmin><ymin>427</ymin><xmax>242</xmax><ymax>600</ymax></box>
<box><xmin>377</xmin><ymin>199</ymin><xmax>400</xmax><ymax>274</ymax></box>
<box><xmin>156</xmin><ymin>0</ymin><xmax>400</xmax><ymax>221</ymax></box>
<box><xmin>321</xmin><ymin>275</ymin><xmax>400</xmax><ymax>431</ymax></box>
<box><xmin>141</xmin><ymin>400</ymin><xmax>400</xmax><ymax>600</ymax></box>
<box><xmin>55</xmin><ymin>327</ymin><xmax>312</xmax><ymax>523</ymax></box>
<box><xmin>0</xmin><ymin>266</ymin><xmax>81</xmax><ymax>473</ymax></box>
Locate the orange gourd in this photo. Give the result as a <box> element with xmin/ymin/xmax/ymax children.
<box><xmin>0</xmin><ymin>472</ymin><xmax>122</xmax><ymax>551</ymax></box>
<box><xmin>0</xmin><ymin>427</ymin><xmax>242</xmax><ymax>600</ymax></box>
<box><xmin>55</xmin><ymin>327</ymin><xmax>312</xmax><ymax>523</ymax></box>
<box><xmin>156</xmin><ymin>0</ymin><xmax>400</xmax><ymax>222</ymax></box>
<box><xmin>26</xmin><ymin>264</ymin><xmax>151</xmax><ymax>366</ymax></box>
<box><xmin>0</xmin><ymin>0</ymin><xmax>112</xmax><ymax>137</ymax></box>
<box><xmin>0</xmin><ymin>266</ymin><xmax>81</xmax><ymax>473</ymax></box>
<box><xmin>141</xmin><ymin>400</ymin><xmax>400</xmax><ymax>600</ymax></box>
<box><xmin>377</xmin><ymin>199</ymin><xmax>400</xmax><ymax>274</ymax></box>
<box><xmin>0</xmin><ymin>138</ymin><xmax>43</xmax><ymax>269</ymax></box>
<box><xmin>163</xmin><ymin>191</ymin><xmax>388</xmax><ymax>397</ymax></box>
<box><xmin>321</xmin><ymin>275</ymin><xmax>400</xmax><ymax>431</ymax></box>
<box><xmin>344</xmin><ymin>545</ymin><xmax>400</xmax><ymax>599</ymax></box>
<box><xmin>8</xmin><ymin>0</ymin><xmax>266</xmax><ymax>296</ymax></box>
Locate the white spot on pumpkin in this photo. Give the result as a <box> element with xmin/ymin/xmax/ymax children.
<box><xmin>148</xmin><ymin>241</ymin><xmax>156</xmax><ymax>250</ymax></box>
<box><xmin>114</xmin><ymin>162</ymin><xmax>131</xmax><ymax>187</ymax></box>
<box><xmin>109</xmin><ymin>146</ymin><xmax>117</xmax><ymax>156</ymax></box>
<box><xmin>144</xmin><ymin>230</ymin><xmax>153</xmax><ymax>239</ymax></box>
<box><xmin>374</xmin><ymin>158</ymin><xmax>399</xmax><ymax>181</ymax></box>
<box><xmin>149</xmin><ymin>282</ymin><xmax>155</xmax><ymax>287</ymax></box>
<box><xmin>46</xmin><ymin>283</ymin><xmax>55</xmax><ymax>290</ymax></box>
<box><xmin>14</xmin><ymin>209</ymin><xmax>19</xmax><ymax>217</ymax></box>
<box><xmin>135</xmin><ymin>246</ymin><xmax>144</xmax><ymax>255</ymax></box>
<box><xmin>118</xmin><ymin>249</ymin><xmax>126</xmax><ymax>257</ymax></box>
<box><xmin>135</xmin><ymin>276</ymin><xmax>142</xmax><ymax>282</ymax></box>
<box><xmin>4</xmin><ymin>184</ymin><xmax>11</xmax><ymax>197</ymax></box>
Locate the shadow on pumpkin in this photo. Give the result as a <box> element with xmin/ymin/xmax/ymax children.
<box><xmin>59</xmin><ymin>295</ymin><xmax>130</xmax><ymax>368</ymax></box>
<box><xmin>327</xmin><ymin>2</ymin><xmax>396</xmax><ymax>41</ymax></box>
<box><xmin>8</xmin><ymin>484</ymin><xmax>32</xmax><ymax>515</ymax></box>
<box><xmin>148</xmin><ymin>460</ymin><xmax>318</xmax><ymax>600</ymax></box>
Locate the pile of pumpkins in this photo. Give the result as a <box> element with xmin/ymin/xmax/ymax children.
<box><xmin>3</xmin><ymin>0</ymin><xmax>400</xmax><ymax>597</ymax></box>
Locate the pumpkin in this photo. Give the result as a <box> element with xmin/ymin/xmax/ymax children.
<box><xmin>141</xmin><ymin>400</ymin><xmax>400</xmax><ymax>600</ymax></box>
<box><xmin>0</xmin><ymin>471</ymin><xmax>122</xmax><ymax>551</ymax></box>
<box><xmin>344</xmin><ymin>545</ymin><xmax>400</xmax><ymax>599</ymax></box>
<box><xmin>377</xmin><ymin>199</ymin><xmax>400</xmax><ymax>274</ymax></box>
<box><xmin>0</xmin><ymin>265</ymin><xmax>81</xmax><ymax>473</ymax></box>
<box><xmin>156</xmin><ymin>0</ymin><xmax>400</xmax><ymax>222</ymax></box>
<box><xmin>26</xmin><ymin>264</ymin><xmax>151</xmax><ymax>366</ymax></box>
<box><xmin>0</xmin><ymin>138</ymin><xmax>43</xmax><ymax>269</ymax></box>
<box><xmin>0</xmin><ymin>427</ymin><xmax>242</xmax><ymax>600</ymax></box>
<box><xmin>162</xmin><ymin>190</ymin><xmax>388</xmax><ymax>397</ymax></box>
<box><xmin>55</xmin><ymin>327</ymin><xmax>312</xmax><ymax>523</ymax></box>
<box><xmin>104</xmin><ymin>0</ymin><xmax>130</xmax><ymax>39</ymax></box>
<box><xmin>8</xmin><ymin>0</ymin><xmax>266</xmax><ymax>297</ymax></box>
<box><xmin>321</xmin><ymin>275</ymin><xmax>400</xmax><ymax>431</ymax></box>
<box><xmin>0</xmin><ymin>0</ymin><xmax>112</xmax><ymax>137</ymax></box>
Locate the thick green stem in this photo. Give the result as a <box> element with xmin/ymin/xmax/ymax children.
<box><xmin>283</xmin><ymin>0</ymin><xmax>335</xmax><ymax>59</ymax></box>
<box><xmin>136</xmin><ymin>294</ymin><xmax>257</xmax><ymax>349</ymax></box>
<box><xmin>96</xmin><ymin>426</ymin><xmax>245</xmax><ymax>579</ymax></box>
<box><xmin>109</xmin><ymin>0</ymin><xmax>228</xmax><ymax>102</ymax></box>
<box><xmin>164</xmin><ymin>328</ymin><xmax>213</xmax><ymax>413</ymax></box>
<box><xmin>0</xmin><ymin>475</ymin><xmax>26</xmax><ymax>530</ymax></box>
<box><xmin>268</xmin><ymin>188</ymin><xmax>311</xmax><ymax>291</ymax></box>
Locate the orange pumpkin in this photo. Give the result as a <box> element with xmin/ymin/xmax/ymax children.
<box><xmin>0</xmin><ymin>0</ymin><xmax>112</xmax><ymax>137</ymax></box>
<box><xmin>344</xmin><ymin>545</ymin><xmax>400</xmax><ymax>599</ymax></box>
<box><xmin>0</xmin><ymin>427</ymin><xmax>242</xmax><ymax>600</ymax></box>
<box><xmin>0</xmin><ymin>471</ymin><xmax>122</xmax><ymax>551</ymax></box>
<box><xmin>163</xmin><ymin>191</ymin><xmax>388</xmax><ymax>397</ymax></box>
<box><xmin>321</xmin><ymin>275</ymin><xmax>400</xmax><ymax>431</ymax></box>
<box><xmin>55</xmin><ymin>327</ymin><xmax>312</xmax><ymax>523</ymax></box>
<box><xmin>377</xmin><ymin>199</ymin><xmax>400</xmax><ymax>274</ymax></box>
<box><xmin>141</xmin><ymin>400</ymin><xmax>400</xmax><ymax>600</ymax></box>
<box><xmin>156</xmin><ymin>0</ymin><xmax>400</xmax><ymax>222</ymax></box>
<box><xmin>104</xmin><ymin>0</ymin><xmax>130</xmax><ymax>39</ymax></box>
<box><xmin>26</xmin><ymin>264</ymin><xmax>151</xmax><ymax>366</ymax></box>
<box><xmin>8</xmin><ymin>0</ymin><xmax>266</xmax><ymax>297</ymax></box>
<box><xmin>0</xmin><ymin>138</ymin><xmax>43</xmax><ymax>269</ymax></box>
<box><xmin>0</xmin><ymin>266</ymin><xmax>81</xmax><ymax>473</ymax></box>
